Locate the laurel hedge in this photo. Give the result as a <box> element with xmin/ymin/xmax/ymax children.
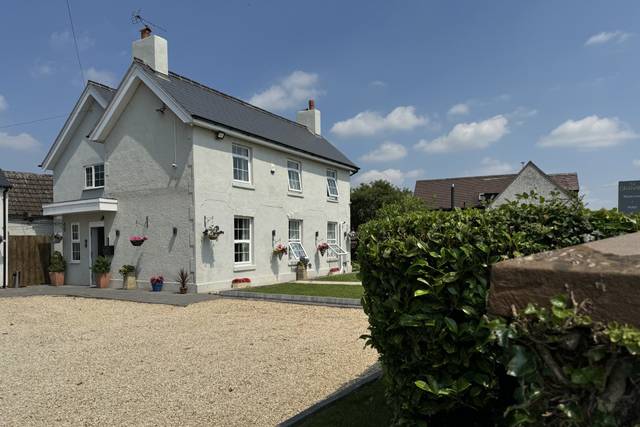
<box><xmin>357</xmin><ymin>194</ymin><xmax>639</xmax><ymax>426</ymax></box>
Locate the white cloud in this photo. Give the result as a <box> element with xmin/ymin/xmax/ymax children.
<box><xmin>448</xmin><ymin>103</ymin><xmax>470</xmax><ymax>116</ymax></box>
<box><xmin>353</xmin><ymin>168</ymin><xmax>424</xmax><ymax>187</ymax></box>
<box><xmin>85</xmin><ymin>67</ymin><xmax>117</xmax><ymax>87</ymax></box>
<box><xmin>50</xmin><ymin>30</ymin><xmax>94</xmax><ymax>51</ymax></box>
<box><xmin>414</xmin><ymin>115</ymin><xmax>509</xmax><ymax>153</ymax></box>
<box><xmin>633</xmin><ymin>159</ymin><xmax>640</xmax><ymax>168</ymax></box>
<box><xmin>370</xmin><ymin>80</ymin><xmax>387</xmax><ymax>88</ymax></box>
<box><xmin>331</xmin><ymin>106</ymin><xmax>429</xmax><ymax>137</ymax></box>
<box><xmin>475</xmin><ymin>157</ymin><xmax>516</xmax><ymax>175</ymax></box>
<box><xmin>538</xmin><ymin>115</ymin><xmax>638</xmax><ymax>149</ymax></box>
<box><xmin>248</xmin><ymin>71</ymin><xmax>322</xmax><ymax>112</ymax></box>
<box><xmin>359</xmin><ymin>142</ymin><xmax>407</xmax><ymax>163</ymax></box>
<box><xmin>585</xmin><ymin>31</ymin><xmax>632</xmax><ymax>46</ymax></box>
<box><xmin>0</xmin><ymin>95</ymin><xmax>7</xmax><ymax>112</ymax></box>
<box><xmin>30</xmin><ymin>61</ymin><xmax>55</xmax><ymax>77</ymax></box>
<box><xmin>0</xmin><ymin>132</ymin><xmax>40</xmax><ymax>151</ymax></box>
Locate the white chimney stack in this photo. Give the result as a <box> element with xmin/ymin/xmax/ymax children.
<box><xmin>132</xmin><ymin>26</ymin><xmax>168</xmax><ymax>75</ymax></box>
<box><xmin>296</xmin><ymin>100</ymin><xmax>321</xmax><ymax>135</ymax></box>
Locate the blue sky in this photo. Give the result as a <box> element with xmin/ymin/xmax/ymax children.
<box><xmin>1</xmin><ymin>1</ymin><xmax>639</xmax><ymax>208</ymax></box>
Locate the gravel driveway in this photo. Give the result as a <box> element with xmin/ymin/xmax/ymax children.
<box><xmin>0</xmin><ymin>296</ymin><xmax>377</xmax><ymax>426</ymax></box>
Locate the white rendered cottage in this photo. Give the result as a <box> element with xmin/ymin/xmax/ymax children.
<box><xmin>41</xmin><ymin>28</ymin><xmax>358</xmax><ymax>293</ymax></box>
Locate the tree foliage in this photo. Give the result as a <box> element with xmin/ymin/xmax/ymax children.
<box><xmin>350</xmin><ymin>180</ymin><xmax>412</xmax><ymax>232</ymax></box>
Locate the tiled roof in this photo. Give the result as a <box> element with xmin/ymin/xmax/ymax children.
<box><xmin>414</xmin><ymin>171</ymin><xmax>579</xmax><ymax>209</ymax></box>
<box><xmin>136</xmin><ymin>60</ymin><xmax>358</xmax><ymax>170</ymax></box>
<box><xmin>0</xmin><ymin>169</ymin><xmax>10</xmax><ymax>188</ymax></box>
<box><xmin>4</xmin><ymin>171</ymin><xmax>53</xmax><ymax>218</ymax></box>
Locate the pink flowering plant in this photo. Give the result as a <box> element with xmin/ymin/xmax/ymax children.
<box><xmin>317</xmin><ymin>242</ymin><xmax>329</xmax><ymax>256</ymax></box>
<box><xmin>272</xmin><ymin>243</ymin><xmax>288</xmax><ymax>257</ymax></box>
<box><xmin>129</xmin><ymin>235</ymin><xmax>148</xmax><ymax>246</ymax></box>
<box><xmin>150</xmin><ymin>275</ymin><xmax>164</xmax><ymax>285</ymax></box>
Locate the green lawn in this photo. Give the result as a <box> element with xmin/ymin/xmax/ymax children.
<box><xmin>295</xmin><ymin>379</ymin><xmax>391</xmax><ymax>427</ymax></box>
<box><xmin>313</xmin><ymin>272</ymin><xmax>361</xmax><ymax>282</ymax></box>
<box><xmin>242</xmin><ymin>283</ymin><xmax>363</xmax><ymax>299</ymax></box>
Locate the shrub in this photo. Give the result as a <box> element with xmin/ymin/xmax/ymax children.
<box><xmin>118</xmin><ymin>264</ymin><xmax>136</xmax><ymax>278</ymax></box>
<box><xmin>48</xmin><ymin>251</ymin><xmax>66</xmax><ymax>272</ymax></box>
<box><xmin>357</xmin><ymin>194</ymin><xmax>638</xmax><ymax>425</ymax></box>
<box><xmin>90</xmin><ymin>256</ymin><xmax>111</xmax><ymax>274</ymax></box>
<box><xmin>490</xmin><ymin>294</ymin><xmax>640</xmax><ymax>426</ymax></box>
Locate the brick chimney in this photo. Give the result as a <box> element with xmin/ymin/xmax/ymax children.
<box><xmin>132</xmin><ymin>26</ymin><xmax>168</xmax><ymax>75</ymax></box>
<box><xmin>296</xmin><ymin>99</ymin><xmax>321</xmax><ymax>135</ymax></box>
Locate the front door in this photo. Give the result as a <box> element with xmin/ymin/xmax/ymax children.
<box><xmin>89</xmin><ymin>225</ymin><xmax>105</xmax><ymax>286</ymax></box>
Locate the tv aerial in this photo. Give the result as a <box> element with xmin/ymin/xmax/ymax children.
<box><xmin>131</xmin><ymin>10</ymin><xmax>167</xmax><ymax>33</ymax></box>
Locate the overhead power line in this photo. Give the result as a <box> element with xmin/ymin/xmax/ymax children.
<box><xmin>65</xmin><ymin>0</ymin><xmax>85</xmax><ymax>83</ymax></box>
<box><xmin>0</xmin><ymin>115</ymin><xmax>68</xmax><ymax>130</ymax></box>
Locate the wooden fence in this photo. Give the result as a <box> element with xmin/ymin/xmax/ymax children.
<box><xmin>7</xmin><ymin>236</ymin><xmax>50</xmax><ymax>286</ymax></box>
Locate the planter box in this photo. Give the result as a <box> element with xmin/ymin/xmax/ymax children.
<box><xmin>49</xmin><ymin>272</ymin><xmax>65</xmax><ymax>286</ymax></box>
<box><xmin>295</xmin><ymin>265</ymin><xmax>308</xmax><ymax>281</ymax></box>
<box><xmin>96</xmin><ymin>273</ymin><xmax>111</xmax><ymax>289</ymax></box>
<box><xmin>122</xmin><ymin>275</ymin><xmax>137</xmax><ymax>290</ymax></box>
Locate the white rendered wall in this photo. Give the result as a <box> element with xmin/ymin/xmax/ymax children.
<box><xmin>0</xmin><ymin>192</ymin><xmax>6</xmax><ymax>287</ymax></box>
<box><xmin>192</xmin><ymin>126</ymin><xmax>352</xmax><ymax>293</ymax></box>
<box><xmin>492</xmin><ymin>164</ymin><xmax>571</xmax><ymax>207</ymax></box>
<box><xmin>102</xmin><ymin>83</ymin><xmax>194</xmax><ymax>291</ymax></box>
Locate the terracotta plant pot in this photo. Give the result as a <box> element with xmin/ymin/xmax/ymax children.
<box><xmin>96</xmin><ymin>273</ymin><xmax>111</xmax><ymax>289</ymax></box>
<box><xmin>123</xmin><ymin>275</ymin><xmax>137</xmax><ymax>290</ymax></box>
<box><xmin>49</xmin><ymin>272</ymin><xmax>65</xmax><ymax>286</ymax></box>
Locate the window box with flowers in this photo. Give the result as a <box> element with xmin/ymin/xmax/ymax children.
<box><xmin>231</xmin><ymin>277</ymin><xmax>251</xmax><ymax>289</ymax></box>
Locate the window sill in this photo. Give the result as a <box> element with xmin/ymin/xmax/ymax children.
<box><xmin>326</xmin><ymin>197</ymin><xmax>339</xmax><ymax>203</ymax></box>
<box><xmin>83</xmin><ymin>186</ymin><xmax>104</xmax><ymax>191</ymax></box>
<box><xmin>232</xmin><ymin>182</ymin><xmax>255</xmax><ymax>190</ymax></box>
<box><xmin>69</xmin><ymin>260</ymin><xmax>81</xmax><ymax>264</ymax></box>
<box><xmin>233</xmin><ymin>264</ymin><xmax>256</xmax><ymax>272</ymax></box>
<box><xmin>287</xmin><ymin>192</ymin><xmax>304</xmax><ymax>198</ymax></box>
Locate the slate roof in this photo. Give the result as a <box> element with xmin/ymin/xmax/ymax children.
<box><xmin>89</xmin><ymin>80</ymin><xmax>116</xmax><ymax>102</ymax></box>
<box><xmin>0</xmin><ymin>169</ymin><xmax>10</xmax><ymax>188</ymax></box>
<box><xmin>414</xmin><ymin>170</ymin><xmax>579</xmax><ymax>209</ymax></box>
<box><xmin>4</xmin><ymin>171</ymin><xmax>53</xmax><ymax>218</ymax></box>
<box><xmin>136</xmin><ymin>60</ymin><xmax>358</xmax><ymax>170</ymax></box>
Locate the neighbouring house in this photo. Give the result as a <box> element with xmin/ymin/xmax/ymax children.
<box><xmin>414</xmin><ymin>161</ymin><xmax>579</xmax><ymax>210</ymax></box>
<box><xmin>41</xmin><ymin>28</ymin><xmax>358</xmax><ymax>292</ymax></box>
<box><xmin>1</xmin><ymin>171</ymin><xmax>54</xmax><ymax>287</ymax></box>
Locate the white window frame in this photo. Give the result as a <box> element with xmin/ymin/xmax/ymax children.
<box><xmin>287</xmin><ymin>160</ymin><xmax>302</xmax><ymax>192</ymax></box>
<box><xmin>326</xmin><ymin>169</ymin><xmax>339</xmax><ymax>200</ymax></box>
<box><xmin>288</xmin><ymin>219</ymin><xmax>307</xmax><ymax>260</ymax></box>
<box><xmin>232</xmin><ymin>144</ymin><xmax>252</xmax><ymax>184</ymax></box>
<box><xmin>327</xmin><ymin>221</ymin><xmax>338</xmax><ymax>260</ymax></box>
<box><xmin>233</xmin><ymin>216</ymin><xmax>253</xmax><ymax>265</ymax></box>
<box><xmin>84</xmin><ymin>164</ymin><xmax>105</xmax><ymax>190</ymax></box>
<box><xmin>70</xmin><ymin>223</ymin><xmax>81</xmax><ymax>263</ymax></box>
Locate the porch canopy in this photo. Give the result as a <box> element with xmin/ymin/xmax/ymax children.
<box><xmin>43</xmin><ymin>198</ymin><xmax>117</xmax><ymax>216</ymax></box>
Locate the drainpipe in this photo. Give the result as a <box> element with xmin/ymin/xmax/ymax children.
<box><xmin>2</xmin><ymin>187</ymin><xmax>7</xmax><ymax>288</ymax></box>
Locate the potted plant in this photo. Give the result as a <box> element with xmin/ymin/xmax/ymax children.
<box><xmin>129</xmin><ymin>235</ymin><xmax>148</xmax><ymax>247</ymax></box>
<box><xmin>272</xmin><ymin>243</ymin><xmax>288</xmax><ymax>259</ymax></box>
<box><xmin>295</xmin><ymin>257</ymin><xmax>310</xmax><ymax>281</ymax></box>
<box><xmin>91</xmin><ymin>256</ymin><xmax>112</xmax><ymax>288</ymax></box>
<box><xmin>150</xmin><ymin>275</ymin><xmax>164</xmax><ymax>292</ymax></box>
<box><xmin>51</xmin><ymin>233</ymin><xmax>63</xmax><ymax>244</ymax></box>
<box><xmin>203</xmin><ymin>225</ymin><xmax>224</xmax><ymax>241</ymax></box>
<box><xmin>119</xmin><ymin>264</ymin><xmax>137</xmax><ymax>290</ymax></box>
<box><xmin>177</xmin><ymin>269</ymin><xmax>189</xmax><ymax>294</ymax></box>
<box><xmin>317</xmin><ymin>242</ymin><xmax>329</xmax><ymax>256</ymax></box>
<box><xmin>231</xmin><ymin>277</ymin><xmax>251</xmax><ymax>288</ymax></box>
<box><xmin>48</xmin><ymin>251</ymin><xmax>66</xmax><ymax>286</ymax></box>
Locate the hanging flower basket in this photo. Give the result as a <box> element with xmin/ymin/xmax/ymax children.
<box><xmin>203</xmin><ymin>225</ymin><xmax>224</xmax><ymax>241</ymax></box>
<box><xmin>130</xmin><ymin>235</ymin><xmax>148</xmax><ymax>247</ymax></box>
<box><xmin>272</xmin><ymin>243</ymin><xmax>288</xmax><ymax>260</ymax></box>
<box><xmin>51</xmin><ymin>233</ymin><xmax>63</xmax><ymax>244</ymax></box>
<box><xmin>317</xmin><ymin>242</ymin><xmax>329</xmax><ymax>256</ymax></box>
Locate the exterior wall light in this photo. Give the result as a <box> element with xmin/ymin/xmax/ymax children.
<box><xmin>215</xmin><ymin>131</ymin><xmax>225</xmax><ymax>140</ymax></box>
